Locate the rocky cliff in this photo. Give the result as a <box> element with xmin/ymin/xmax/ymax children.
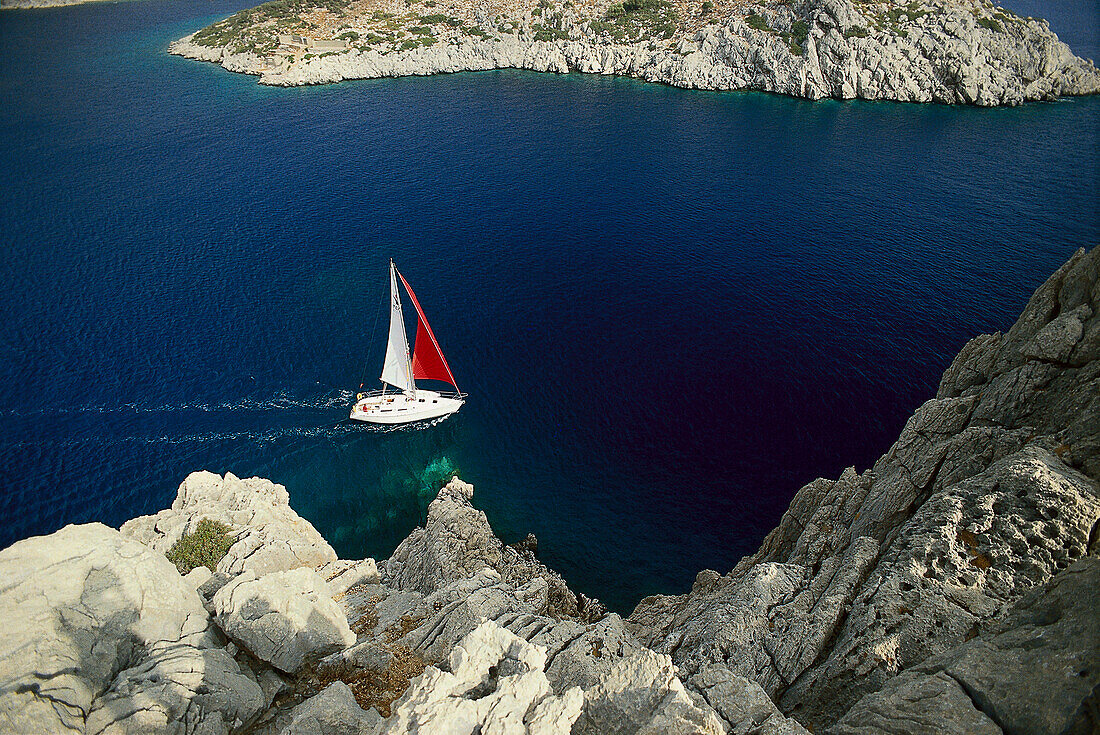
<box><xmin>0</xmin><ymin>247</ymin><xmax>1096</xmax><ymax>735</ymax></box>
<box><xmin>167</xmin><ymin>0</ymin><xmax>1100</xmax><ymax>104</ymax></box>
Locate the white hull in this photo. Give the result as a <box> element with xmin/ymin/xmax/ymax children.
<box><xmin>349</xmin><ymin>389</ymin><xmax>464</xmax><ymax>425</ymax></box>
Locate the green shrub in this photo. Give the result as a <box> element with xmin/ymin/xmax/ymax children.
<box><xmin>844</xmin><ymin>24</ymin><xmax>869</xmax><ymax>38</ymax></box>
<box><xmin>596</xmin><ymin>0</ymin><xmax>676</xmax><ymax>42</ymax></box>
<box><xmin>977</xmin><ymin>16</ymin><xmax>1002</xmax><ymax>32</ymax></box>
<box><xmin>420</xmin><ymin>13</ymin><xmax>460</xmax><ymax>25</ymax></box>
<box><xmin>701</xmin><ymin>1</ymin><xmax>713</xmax><ymax>12</ymax></box>
<box><xmin>533</xmin><ymin>24</ymin><xmax>569</xmax><ymax>40</ymax></box>
<box><xmin>166</xmin><ymin>519</ymin><xmax>234</xmax><ymax>575</ymax></box>
<box><xmin>745</xmin><ymin>13</ymin><xmax>770</xmax><ymax>31</ymax></box>
<box><xmin>338</xmin><ymin>30</ymin><xmax>360</xmax><ymax>40</ymax></box>
<box><xmin>790</xmin><ymin>19</ymin><xmax>808</xmax><ymax>42</ymax></box>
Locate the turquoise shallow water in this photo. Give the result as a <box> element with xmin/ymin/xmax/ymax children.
<box><xmin>1</xmin><ymin>0</ymin><xmax>1098</xmax><ymax>612</ymax></box>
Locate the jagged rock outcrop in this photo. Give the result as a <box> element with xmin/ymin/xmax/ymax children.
<box><xmin>213</xmin><ymin>567</ymin><xmax>356</xmax><ymax>674</ymax></box>
<box><xmin>382</xmin><ymin>621</ymin><xmax>584</xmax><ymax>734</ymax></box>
<box><xmin>831</xmin><ymin>556</ymin><xmax>1100</xmax><ymax>735</ymax></box>
<box><xmin>169</xmin><ymin>0</ymin><xmax>1100</xmax><ymax>106</ymax></box>
<box><xmin>383</xmin><ymin>477</ymin><xmax>605</xmax><ymax>621</ymax></box>
<box><xmin>689</xmin><ymin>666</ymin><xmax>810</xmax><ymax>734</ymax></box>
<box><xmin>628</xmin><ymin>247</ymin><xmax>1100</xmax><ymax>731</ymax></box>
<box><xmin>0</xmin><ymin>523</ymin><xmax>264</xmax><ymax>735</ymax></box>
<box><xmin>571</xmin><ymin>647</ymin><xmax>726</xmax><ymax>734</ymax></box>
<box><xmin>121</xmin><ymin>471</ymin><xmax>337</xmax><ymax>579</ymax></box>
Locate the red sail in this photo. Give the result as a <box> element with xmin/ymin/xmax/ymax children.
<box><xmin>397</xmin><ymin>271</ymin><xmax>459</xmax><ymax>390</ymax></box>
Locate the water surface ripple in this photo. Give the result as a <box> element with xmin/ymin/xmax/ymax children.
<box><xmin>1</xmin><ymin>0</ymin><xmax>1097</xmax><ymax>611</ymax></box>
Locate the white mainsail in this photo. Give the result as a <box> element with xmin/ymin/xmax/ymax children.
<box><xmin>379</xmin><ymin>261</ymin><xmax>415</xmax><ymax>392</ymax></box>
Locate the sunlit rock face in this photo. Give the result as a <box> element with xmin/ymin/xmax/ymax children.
<box><xmin>169</xmin><ymin>0</ymin><xmax>1100</xmax><ymax>105</ymax></box>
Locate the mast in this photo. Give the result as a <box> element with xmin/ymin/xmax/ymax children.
<box><xmin>379</xmin><ymin>259</ymin><xmax>416</xmax><ymax>393</ymax></box>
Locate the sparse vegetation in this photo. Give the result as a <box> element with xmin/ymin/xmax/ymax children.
<box><xmin>165</xmin><ymin>519</ymin><xmax>234</xmax><ymax>575</ymax></box>
<box><xmin>592</xmin><ymin>0</ymin><xmax>677</xmax><ymax>42</ymax></box>
<box><xmin>420</xmin><ymin>13</ymin><xmax>461</xmax><ymax>26</ymax></box>
<box><xmin>977</xmin><ymin>16</ymin><xmax>1003</xmax><ymax>32</ymax></box>
<box><xmin>844</xmin><ymin>24</ymin><xmax>870</xmax><ymax>38</ymax></box>
<box><xmin>745</xmin><ymin>13</ymin><xmax>770</xmax><ymax>31</ymax></box>
<box><xmin>781</xmin><ymin>18</ymin><xmax>807</xmax><ymax>54</ymax></box>
<box><xmin>533</xmin><ymin>23</ymin><xmax>570</xmax><ymax>41</ymax></box>
<box><xmin>192</xmin><ymin>0</ymin><xmax>353</xmax><ymax>47</ymax></box>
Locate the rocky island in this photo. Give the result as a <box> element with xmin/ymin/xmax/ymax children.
<box><xmin>1</xmin><ymin>246</ymin><xmax>1097</xmax><ymax>734</ymax></box>
<box><xmin>166</xmin><ymin>0</ymin><xmax>1100</xmax><ymax>103</ymax></box>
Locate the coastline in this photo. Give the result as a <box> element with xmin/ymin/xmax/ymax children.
<box><xmin>166</xmin><ymin>0</ymin><xmax>1100</xmax><ymax>105</ymax></box>
<box><xmin>1</xmin><ymin>247</ymin><xmax>1096</xmax><ymax>734</ymax></box>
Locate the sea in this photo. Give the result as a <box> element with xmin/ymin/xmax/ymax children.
<box><xmin>1</xmin><ymin>0</ymin><xmax>1097</xmax><ymax>612</ymax></box>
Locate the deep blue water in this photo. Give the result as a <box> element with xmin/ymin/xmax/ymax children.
<box><xmin>1</xmin><ymin>0</ymin><xmax>1097</xmax><ymax>612</ymax></box>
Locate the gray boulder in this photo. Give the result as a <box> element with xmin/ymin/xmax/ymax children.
<box><xmin>0</xmin><ymin>523</ymin><xmax>263</xmax><ymax>735</ymax></box>
<box><xmin>832</xmin><ymin>556</ymin><xmax>1100</xmax><ymax>735</ymax></box>
<box><xmin>381</xmin><ymin>620</ymin><xmax>584</xmax><ymax>734</ymax></box>
<box><xmin>572</xmin><ymin>646</ymin><xmax>725</xmax><ymax>735</ymax></box>
<box><xmin>690</xmin><ymin>665</ymin><xmax>810</xmax><ymax>735</ymax></box>
<box><xmin>213</xmin><ymin>567</ymin><xmax>355</xmax><ymax>674</ymax></box>
<box><xmin>277</xmin><ymin>682</ymin><xmax>382</xmax><ymax>735</ymax></box>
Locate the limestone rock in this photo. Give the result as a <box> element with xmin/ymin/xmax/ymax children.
<box><xmin>383</xmin><ymin>477</ymin><xmax>603</xmax><ymax>620</ymax></box>
<box><xmin>120</xmin><ymin>471</ymin><xmax>336</xmax><ymax>578</ymax></box>
<box><xmin>213</xmin><ymin>567</ymin><xmax>356</xmax><ymax>674</ymax></box>
<box><xmin>690</xmin><ymin>665</ymin><xmax>810</xmax><ymax>735</ymax></box>
<box><xmin>321</xmin><ymin>558</ymin><xmax>381</xmax><ymax>597</ymax></box>
<box><xmin>827</xmin><ymin>671</ymin><xmax>1001</xmax><ymax>735</ymax></box>
<box><xmin>382</xmin><ymin>620</ymin><xmax>583</xmax><ymax>734</ymax></box>
<box><xmin>780</xmin><ymin>446</ymin><xmax>1100</xmax><ymax>725</ymax></box>
<box><xmin>572</xmin><ymin>647</ymin><xmax>725</xmax><ymax>735</ymax></box>
<box><xmin>832</xmin><ymin>556</ymin><xmax>1100</xmax><ymax>735</ymax></box>
<box><xmin>0</xmin><ymin>523</ymin><xmax>263</xmax><ymax>735</ymax></box>
<box><xmin>277</xmin><ymin>682</ymin><xmax>382</xmax><ymax>735</ymax></box>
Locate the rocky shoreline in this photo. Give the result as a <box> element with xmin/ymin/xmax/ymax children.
<box><xmin>1</xmin><ymin>247</ymin><xmax>1097</xmax><ymax>734</ymax></box>
<box><xmin>166</xmin><ymin>0</ymin><xmax>1100</xmax><ymax>105</ymax></box>
<box><xmin>1</xmin><ymin>0</ymin><xmax>117</xmax><ymax>9</ymax></box>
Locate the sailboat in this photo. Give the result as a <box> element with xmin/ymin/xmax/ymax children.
<box><xmin>350</xmin><ymin>260</ymin><xmax>466</xmax><ymax>425</ymax></box>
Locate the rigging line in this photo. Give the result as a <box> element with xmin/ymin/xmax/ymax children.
<box><xmin>358</xmin><ymin>276</ymin><xmax>387</xmax><ymax>391</ymax></box>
